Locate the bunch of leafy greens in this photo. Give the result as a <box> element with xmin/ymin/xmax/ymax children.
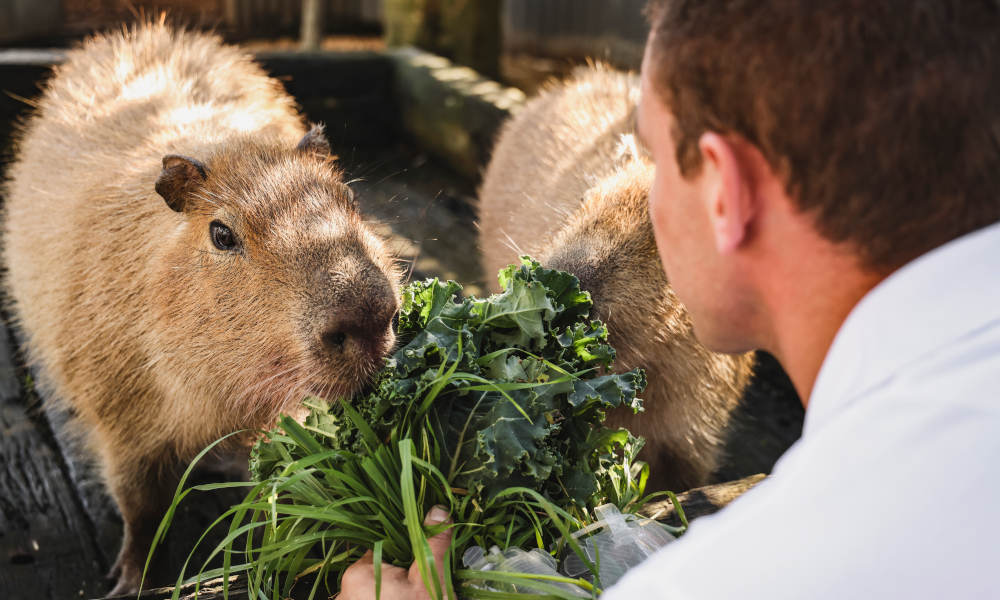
<box><xmin>150</xmin><ymin>258</ymin><xmax>667</xmax><ymax>600</ymax></box>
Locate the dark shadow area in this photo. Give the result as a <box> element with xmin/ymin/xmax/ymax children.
<box><xmin>713</xmin><ymin>351</ymin><xmax>804</xmax><ymax>482</ymax></box>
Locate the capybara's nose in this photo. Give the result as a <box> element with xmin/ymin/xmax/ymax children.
<box><xmin>321</xmin><ymin>302</ymin><xmax>395</xmax><ymax>353</ymax></box>
<box><xmin>322</xmin><ymin>328</ymin><xmax>348</xmax><ymax>350</ymax></box>
<box><xmin>546</xmin><ymin>250</ymin><xmax>605</xmax><ymax>304</ymax></box>
<box><xmin>321</xmin><ymin>267</ymin><xmax>397</xmax><ymax>354</ymax></box>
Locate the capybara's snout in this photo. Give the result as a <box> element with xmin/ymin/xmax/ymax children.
<box><xmin>310</xmin><ymin>254</ymin><xmax>399</xmax><ymax>366</ymax></box>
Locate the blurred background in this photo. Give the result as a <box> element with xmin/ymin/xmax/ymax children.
<box><xmin>2</xmin><ymin>0</ymin><xmax>648</xmax><ymax>90</ymax></box>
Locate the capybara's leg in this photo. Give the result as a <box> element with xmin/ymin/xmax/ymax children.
<box><xmin>104</xmin><ymin>450</ymin><xmax>177</xmax><ymax>596</ymax></box>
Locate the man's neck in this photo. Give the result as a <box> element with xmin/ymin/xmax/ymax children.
<box><xmin>755</xmin><ymin>241</ymin><xmax>887</xmax><ymax>407</ymax></box>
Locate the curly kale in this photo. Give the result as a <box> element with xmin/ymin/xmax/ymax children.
<box><xmin>250</xmin><ymin>257</ymin><xmax>647</xmax><ymax>560</ymax></box>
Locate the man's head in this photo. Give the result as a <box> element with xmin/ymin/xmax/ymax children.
<box><xmin>638</xmin><ymin>0</ymin><xmax>1000</xmax><ymax>353</ymax></box>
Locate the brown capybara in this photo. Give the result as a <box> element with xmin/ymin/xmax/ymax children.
<box><xmin>479</xmin><ymin>66</ymin><xmax>754</xmax><ymax>492</ymax></box>
<box><xmin>2</xmin><ymin>23</ymin><xmax>400</xmax><ymax>595</ymax></box>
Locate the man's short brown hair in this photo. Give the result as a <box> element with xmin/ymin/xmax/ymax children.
<box><xmin>646</xmin><ymin>0</ymin><xmax>1000</xmax><ymax>270</ymax></box>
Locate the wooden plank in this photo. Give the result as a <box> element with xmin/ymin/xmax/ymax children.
<box><xmin>388</xmin><ymin>46</ymin><xmax>525</xmax><ymax>179</ymax></box>
<box><xmin>39</xmin><ymin>380</ymin><xmax>124</xmax><ymax>576</ymax></box>
<box><xmin>641</xmin><ymin>473</ymin><xmax>767</xmax><ymax>528</ymax></box>
<box><xmin>105</xmin><ymin>577</ymin><xmax>249</xmax><ymax>600</ymax></box>
<box><xmin>0</xmin><ymin>0</ymin><xmax>61</xmax><ymax>44</ymax></box>
<box><xmin>0</xmin><ymin>323</ymin><xmax>109</xmax><ymax>600</ymax></box>
<box><xmin>300</xmin><ymin>0</ymin><xmax>324</xmax><ymax>50</ymax></box>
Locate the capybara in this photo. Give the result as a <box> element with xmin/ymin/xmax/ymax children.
<box><xmin>2</xmin><ymin>23</ymin><xmax>400</xmax><ymax>594</ymax></box>
<box><xmin>479</xmin><ymin>66</ymin><xmax>754</xmax><ymax>491</ymax></box>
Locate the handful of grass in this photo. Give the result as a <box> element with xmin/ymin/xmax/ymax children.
<box><xmin>155</xmin><ymin>258</ymin><xmax>667</xmax><ymax>599</ymax></box>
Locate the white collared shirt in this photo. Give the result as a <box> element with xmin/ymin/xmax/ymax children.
<box><xmin>604</xmin><ymin>221</ymin><xmax>1000</xmax><ymax>599</ymax></box>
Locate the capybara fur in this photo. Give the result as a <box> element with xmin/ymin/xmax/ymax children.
<box><xmin>479</xmin><ymin>66</ymin><xmax>754</xmax><ymax>492</ymax></box>
<box><xmin>2</xmin><ymin>23</ymin><xmax>400</xmax><ymax>594</ymax></box>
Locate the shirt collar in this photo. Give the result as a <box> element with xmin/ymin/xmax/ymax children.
<box><xmin>806</xmin><ymin>221</ymin><xmax>1000</xmax><ymax>432</ymax></box>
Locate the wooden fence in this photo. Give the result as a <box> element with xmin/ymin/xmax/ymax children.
<box><xmin>53</xmin><ymin>0</ymin><xmax>383</xmax><ymax>41</ymax></box>
<box><xmin>224</xmin><ymin>0</ymin><xmax>382</xmax><ymax>36</ymax></box>
<box><xmin>0</xmin><ymin>0</ymin><xmax>61</xmax><ymax>43</ymax></box>
<box><xmin>8</xmin><ymin>0</ymin><xmax>648</xmax><ymax>68</ymax></box>
<box><xmin>505</xmin><ymin>0</ymin><xmax>647</xmax><ymax>43</ymax></box>
<box><xmin>503</xmin><ymin>0</ymin><xmax>648</xmax><ymax>67</ymax></box>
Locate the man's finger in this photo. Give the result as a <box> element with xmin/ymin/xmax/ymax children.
<box><xmin>424</xmin><ymin>505</ymin><xmax>453</xmax><ymax>562</ymax></box>
<box><xmin>340</xmin><ymin>555</ymin><xmax>375</xmax><ymax>598</ymax></box>
<box><xmin>341</xmin><ymin>551</ymin><xmax>408</xmax><ymax>599</ymax></box>
<box><xmin>408</xmin><ymin>505</ymin><xmax>454</xmax><ymax>594</ymax></box>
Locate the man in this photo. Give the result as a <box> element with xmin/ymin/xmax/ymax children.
<box><xmin>342</xmin><ymin>1</ymin><xmax>1000</xmax><ymax>597</ymax></box>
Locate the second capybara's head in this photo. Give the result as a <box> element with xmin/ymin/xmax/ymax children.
<box><xmin>538</xmin><ymin>156</ymin><xmax>755</xmax><ymax>489</ymax></box>
<box><xmin>539</xmin><ymin>158</ymin><xmax>685</xmax><ymax>347</ymax></box>
<box><xmin>151</xmin><ymin>125</ymin><xmax>400</xmax><ymax>420</ymax></box>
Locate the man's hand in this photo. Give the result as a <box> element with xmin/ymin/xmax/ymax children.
<box><xmin>339</xmin><ymin>506</ymin><xmax>453</xmax><ymax>600</ymax></box>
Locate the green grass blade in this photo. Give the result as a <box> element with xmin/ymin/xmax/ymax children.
<box><xmin>374</xmin><ymin>540</ymin><xmax>383</xmax><ymax>600</ymax></box>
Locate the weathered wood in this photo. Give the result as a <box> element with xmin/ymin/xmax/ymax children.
<box><xmin>40</xmin><ymin>388</ymin><xmax>124</xmax><ymax>574</ymax></box>
<box><xmin>0</xmin><ymin>49</ymin><xmax>399</xmax><ymax>152</ymax></box>
<box><xmin>383</xmin><ymin>0</ymin><xmax>502</xmax><ymax>77</ymax></box>
<box><xmin>223</xmin><ymin>0</ymin><xmax>241</xmax><ymax>31</ymax></box>
<box><xmin>502</xmin><ymin>0</ymin><xmax>647</xmax><ymax>69</ymax></box>
<box><xmin>388</xmin><ymin>46</ymin><xmax>525</xmax><ymax>179</ymax></box>
<box><xmin>641</xmin><ymin>473</ymin><xmax>767</xmax><ymax>528</ymax></box>
<box><xmin>438</xmin><ymin>0</ymin><xmax>501</xmax><ymax>79</ymax></box>
<box><xmin>0</xmin><ymin>323</ymin><xmax>110</xmax><ymax>600</ymax></box>
<box><xmin>104</xmin><ymin>576</ymin><xmax>248</xmax><ymax>600</ymax></box>
<box><xmin>383</xmin><ymin>0</ymin><xmax>435</xmax><ymax>49</ymax></box>
<box><xmin>0</xmin><ymin>0</ymin><xmax>61</xmax><ymax>44</ymax></box>
<box><xmin>299</xmin><ymin>0</ymin><xmax>324</xmax><ymax>51</ymax></box>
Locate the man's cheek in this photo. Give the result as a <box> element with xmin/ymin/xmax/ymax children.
<box><xmin>649</xmin><ymin>173</ymin><xmax>673</xmax><ymax>241</ymax></box>
<box><xmin>648</xmin><ymin>178</ymin><xmax>677</xmax><ymax>282</ymax></box>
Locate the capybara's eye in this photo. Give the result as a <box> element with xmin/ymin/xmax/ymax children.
<box><xmin>210</xmin><ymin>221</ymin><xmax>239</xmax><ymax>251</ymax></box>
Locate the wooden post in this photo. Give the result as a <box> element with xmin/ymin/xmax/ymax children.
<box><xmin>439</xmin><ymin>0</ymin><xmax>501</xmax><ymax>79</ymax></box>
<box><xmin>640</xmin><ymin>473</ymin><xmax>767</xmax><ymax>528</ymax></box>
<box><xmin>383</xmin><ymin>0</ymin><xmax>431</xmax><ymax>48</ymax></box>
<box><xmin>383</xmin><ymin>0</ymin><xmax>501</xmax><ymax>78</ymax></box>
<box><xmin>223</xmin><ymin>0</ymin><xmax>240</xmax><ymax>32</ymax></box>
<box><xmin>300</xmin><ymin>0</ymin><xmax>325</xmax><ymax>51</ymax></box>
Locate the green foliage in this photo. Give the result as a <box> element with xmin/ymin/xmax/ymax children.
<box><xmin>159</xmin><ymin>257</ymin><xmax>658</xmax><ymax>599</ymax></box>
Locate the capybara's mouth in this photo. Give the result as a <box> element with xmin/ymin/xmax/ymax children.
<box><xmin>304</xmin><ymin>375</ymin><xmax>376</xmax><ymax>402</ymax></box>
<box><xmin>355</xmin><ymin>333</ymin><xmax>396</xmax><ymax>365</ymax></box>
<box><xmin>303</xmin><ymin>382</ymin><xmax>350</xmax><ymax>402</ymax></box>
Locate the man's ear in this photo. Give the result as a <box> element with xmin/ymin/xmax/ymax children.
<box><xmin>297</xmin><ymin>123</ymin><xmax>331</xmax><ymax>158</ymax></box>
<box><xmin>698</xmin><ymin>132</ymin><xmax>754</xmax><ymax>254</ymax></box>
<box><xmin>155</xmin><ymin>155</ymin><xmax>208</xmax><ymax>212</ymax></box>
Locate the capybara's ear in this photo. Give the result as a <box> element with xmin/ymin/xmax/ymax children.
<box><xmin>155</xmin><ymin>154</ymin><xmax>208</xmax><ymax>212</ymax></box>
<box><xmin>296</xmin><ymin>123</ymin><xmax>330</xmax><ymax>158</ymax></box>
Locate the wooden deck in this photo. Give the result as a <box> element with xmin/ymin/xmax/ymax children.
<box><xmin>1</xmin><ymin>324</ymin><xmax>107</xmax><ymax>598</ymax></box>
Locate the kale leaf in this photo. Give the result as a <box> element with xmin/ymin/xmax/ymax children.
<box><xmin>251</xmin><ymin>256</ymin><xmax>647</xmax><ymax>558</ymax></box>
